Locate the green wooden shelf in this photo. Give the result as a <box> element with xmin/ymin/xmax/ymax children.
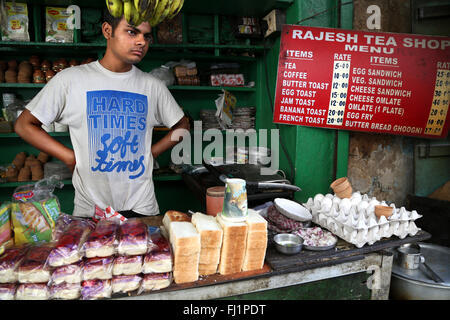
<box><xmin>0</xmin><ymin>132</ymin><xmax>69</xmax><ymax>138</ymax></box>
<box><xmin>0</xmin><ymin>83</ymin><xmax>256</xmax><ymax>91</ymax></box>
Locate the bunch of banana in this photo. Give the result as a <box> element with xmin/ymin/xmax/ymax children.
<box><xmin>105</xmin><ymin>0</ymin><xmax>185</xmax><ymax>27</ymax></box>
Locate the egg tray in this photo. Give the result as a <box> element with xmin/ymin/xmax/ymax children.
<box><xmin>303</xmin><ymin>192</ymin><xmax>422</xmax><ymax>248</ymax></box>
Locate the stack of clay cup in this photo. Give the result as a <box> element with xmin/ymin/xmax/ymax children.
<box><xmin>6</xmin><ymin>152</ymin><xmax>50</xmax><ymax>182</ymax></box>
<box><xmin>4</xmin><ymin>60</ymin><xmax>18</xmax><ymax>83</ymax></box>
<box><xmin>0</xmin><ymin>61</ymin><xmax>6</xmax><ymax>82</ymax></box>
<box><xmin>330</xmin><ymin>177</ymin><xmax>352</xmax><ymax>198</ymax></box>
<box><xmin>374</xmin><ymin>205</ymin><xmax>393</xmax><ymax>219</ymax></box>
<box><xmin>18</xmin><ymin>61</ymin><xmax>33</xmax><ymax>83</ymax></box>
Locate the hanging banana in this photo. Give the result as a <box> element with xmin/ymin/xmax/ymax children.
<box><xmin>148</xmin><ymin>0</ymin><xmax>169</xmax><ymax>26</ymax></box>
<box><xmin>155</xmin><ymin>0</ymin><xmax>173</xmax><ymax>26</ymax></box>
<box><xmin>124</xmin><ymin>1</ymin><xmax>141</xmax><ymax>25</ymax></box>
<box><xmin>105</xmin><ymin>0</ymin><xmax>124</xmax><ymax>18</ymax></box>
<box><xmin>167</xmin><ymin>0</ymin><xmax>183</xmax><ymax>20</ymax></box>
<box><xmin>141</xmin><ymin>0</ymin><xmax>159</xmax><ymax>22</ymax></box>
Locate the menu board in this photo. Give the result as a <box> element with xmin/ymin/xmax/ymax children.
<box><xmin>273</xmin><ymin>25</ymin><xmax>450</xmax><ymax>138</ymax></box>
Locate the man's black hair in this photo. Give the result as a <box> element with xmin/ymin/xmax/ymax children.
<box><xmin>103</xmin><ymin>9</ymin><xmax>123</xmax><ymax>36</ymax></box>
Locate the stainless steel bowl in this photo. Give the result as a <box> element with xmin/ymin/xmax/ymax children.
<box><xmin>273</xmin><ymin>233</ymin><xmax>303</xmax><ymax>255</ymax></box>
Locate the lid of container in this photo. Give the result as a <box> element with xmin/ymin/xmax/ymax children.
<box><xmin>206</xmin><ymin>186</ymin><xmax>225</xmax><ymax>197</ymax></box>
<box><xmin>392</xmin><ymin>242</ymin><xmax>450</xmax><ymax>287</ymax></box>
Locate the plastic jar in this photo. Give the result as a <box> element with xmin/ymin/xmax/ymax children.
<box><xmin>206</xmin><ymin>186</ymin><xmax>225</xmax><ymax>217</ymax></box>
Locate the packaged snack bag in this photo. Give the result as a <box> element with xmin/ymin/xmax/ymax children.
<box><xmin>0</xmin><ymin>2</ymin><xmax>30</xmax><ymax>41</ymax></box>
<box><xmin>45</xmin><ymin>7</ymin><xmax>74</xmax><ymax>43</ymax></box>
<box><xmin>0</xmin><ymin>202</ymin><xmax>12</xmax><ymax>253</ymax></box>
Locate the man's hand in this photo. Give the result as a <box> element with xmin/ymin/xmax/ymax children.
<box><xmin>151</xmin><ymin>116</ymin><xmax>190</xmax><ymax>159</ymax></box>
<box><xmin>15</xmin><ymin>109</ymin><xmax>76</xmax><ymax>172</ymax></box>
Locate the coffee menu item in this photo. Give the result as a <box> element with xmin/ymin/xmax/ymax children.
<box><xmin>273</xmin><ymin>25</ymin><xmax>450</xmax><ymax>138</ymax></box>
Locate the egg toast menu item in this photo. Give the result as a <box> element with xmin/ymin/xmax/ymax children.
<box><xmin>117</xmin><ymin>219</ymin><xmax>148</xmax><ymax>256</ymax></box>
<box><xmin>18</xmin><ymin>243</ymin><xmax>54</xmax><ymax>283</ymax></box>
<box><xmin>0</xmin><ymin>246</ymin><xmax>29</xmax><ymax>283</ymax></box>
<box><xmin>48</xmin><ymin>219</ymin><xmax>95</xmax><ymax>267</ymax></box>
<box><xmin>84</xmin><ymin>219</ymin><xmax>119</xmax><ymax>258</ymax></box>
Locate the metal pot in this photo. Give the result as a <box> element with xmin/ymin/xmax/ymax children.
<box><xmin>390</xmin><ymin>243</ymin><xmax>450</xmax><ymax>300</ymax></box>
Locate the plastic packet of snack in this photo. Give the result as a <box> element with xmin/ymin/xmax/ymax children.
<box><xmin>0</xmin><ymin>202</ymin><xmax>12</xmax><ymax>252</ymax></box>
<box><xmin>112</xmin><ymin>255</ymin><xmax>142</xmax><ymax>276</ymax></box>
<box><xmin>138</xmin><ymin>272</ymin><xmax>172</xmax><ymax>294</ymax></box>
<box><xmin>0</xmin><ymin>283</ymin><xmax>16</xmax><ymax>300</ymax></box>
<box><xmin>50</xmin><ymin>261</ymin><xmax>83</xmax><ymax>285</ymax></box>
<box><xmin>117</xmin><ymin>219</ymin><xmax>148</xmax><ymax>256</ymax></box>
<box><xmin>92</xmin><ymin>205</ymin><xmax>127</xmax><ymax>224</ymax></box>
<box><xmin>81</xmin><ymin>279</ymin><xmax>112</xmax><ymax>300</ymax></box>
<box><xmin>48</xmin><ymin>219</ymin><xmax>95</xmax><ymax>267</ymax></box>
<box><xmin>45</xmin><ymin>7</ymin><xmax>74</xmax><ymax>43</ymax></box>
<box><xmin>0</xmin><ymin>245</ymin><xmax>30</xmax><ymax>283</ymax></box>
<box><xmin>0</xmin><ymin>2</ymin><xmax>30</xmax><ymax>42</ymax></box>
<box><xmin>17</xmin><ymin>243</ymin><xmax>54</xmax><ymax>283</ymax></box>
<box><xmin>16</xmin><ymin>283</ymin><xmax>49</xmax><ymax>300</ymax></box>
<box><xmin>11</xmin><ymin>176</ymin><xmax>63</xmax><ymax>245</ymax></box>
<box><xmin>112</xmin><ymin>274</ymin><xmax>142</xmax><ymax>294</ymax></box>
<box><xmin>82</xmin><ymin>256</ymin><xmax>114</xmax><ymax>281</ymax></box>
<box><xmin>50</xmin><ymin>282</ymin><xmax>81</xmax><ymax>300</ymax></box>
<box><xmin>84</xmin><ymin>219</ymin><xmax>119</xmax><ymax>258</ymax></box>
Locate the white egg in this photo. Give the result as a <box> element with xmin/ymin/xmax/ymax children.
<box><xmin>320</xmin><ymin>197</ymin><xmax>333</xmax><ymax>212</ymax></box>
<box><xmin>325</xmin><ymin>193</ymin><xmax>334</xmax><ymax>199</ymax></box>
<box><xmin>357</xmin><ymin>200</ymin><xmax>369</xmax><ymax>213</ymax></box>
<box><xmin>313</xmin><ymin>193</ymin><xmax>324</xmax><ymax>207</ymax></box>
<box><xmin>339</xmin><ymin>198</ymin><xmax>351</xmax><ymax>212</ymax></box>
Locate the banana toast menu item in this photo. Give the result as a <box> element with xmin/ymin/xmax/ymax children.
<box><xmin>18</xmin><ymin>244</ymin><xmax>53</xmax><ymax>283</ymax></box>
<box><xmin>112</xmin><ymin>255</ymin><xmax>143</xmax><ymax>276</ymax></box>
<box><xmin>51</xmin><ymin>261</ymin><xmax>83</xmax><ymax>284</ymax></box>
<box><xmin>82</xmin><ymin>256</ymin><xmax>114</xmax><ymax>281</ymax></box>
<box><xmin>117</xmin><ymin>219</ymin><xmax>148</xmax><ymax>256</ymax></box>
<box><xmin>81</xmin><ymin>279</ymin><xmax>112</xmax><ymax>300</ymax></box>
<box><xmin>48</xmin><ymin>219</ymin><xmax>95</xmax><ymax>267</ymax></box>
<box><xmin>84</xmin><ymin>219</ymin><xmax>119</xmax><ymax>258</ymax></box>
<box><xmin>112</xmin><ymin>274</ymin><xmax>142</xmax><ymax>294</ymax></box>
<box><xmin>0</xmin><ymin>246</ymin><xmax>29</xmax><ymax>283</ymax></box>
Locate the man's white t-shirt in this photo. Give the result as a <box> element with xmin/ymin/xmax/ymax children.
<box><xmin>26</xmin><ymin>61</ymin><xmax>184</xmax><ymax>217</ymax></box>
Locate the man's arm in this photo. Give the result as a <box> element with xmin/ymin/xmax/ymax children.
<box><xmin>14</xmin><ymin>109</ymin><xmax>76</xmax><ymax>172</ymax></box>
<box><xmin>151</xmin><ymin>116</ymin><xmax>190</xmax><ymax>159</ymax></box>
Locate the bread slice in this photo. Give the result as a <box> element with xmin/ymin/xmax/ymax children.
<box><xmin>162</xmin><ymin>211</ymin><xmax>191</xmax><ymax>242</ymax></box>
<box><xmin>199</xmin><ymin>247</ymin><xmax>221</xmax><ymax>265</ymax></box>
<box><xmin>198</xmin><ymin>263</ymin><xmax>218</xmax><ymax>276</ymax></box>
<box><xmin>191</xmin><ymin>212</ymin><xmax>223</xmax><ymax>248</ymax></box>
<box><xmin>216</xmin><ymin>214</ymin><xmax>248</xmax><ymax>275</ymax></box>
<box><xmin>242</xmin><ymin>210</ymin><xmax>267</xmax><ymax>272</ymax></box>
<box><xmin>173</xmin><ymin>270</ymin><xmax>199</xmax><ymax>284</ymax></box>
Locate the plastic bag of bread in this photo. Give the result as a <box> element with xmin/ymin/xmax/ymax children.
<box><xmin>0</xmin><ymin>283</ymin><xmax>16</xmax><ymax>300</ymax></box>
<box><xmin>81</xmin><ymin>279</ymin><xmax>112</xmax><ymax>300</ymax></box>
<box><xmin>112</xmin><ymin>274</ymin><xmax>142</xmax><ymax>294</ymax></box>
<box><xmin>18</xmin><ymin>243</ymin><xmax>54</xmax><ymax>283</ymax></box>
<box><xmin>84</xmin><ymin>219</ymin><xmax>119</xmax><ymax>258</ymax></box>
<box><xmin>51</xmin><ymin>261</ymin><xmax>83</xmax><ymax>284</ymax></box>
<box><xmin>16</xmin><ymin>283</ymin><xmax>49</xmax><ymax>300</ymax></box>
<box><xmin>117</xmin><ymin>219</ymin><xmax>148</xmax><ymax>256</ymax></box>
<box><xmin>138</xmin><ymin>272</ymin><xmax>172</xmax><ymax>293</ymax></box>
<box><xmin>48</xmin><ymin>219</ymin><xmax>95</xmax><ymax>267</ymax></box>
<box><xmin>0</xmin><ymin>245</ymin><xmax>30</xmax><ymax>283</ymax></box>
<box><xmin>112</xmin><ymin>255</ymin><xmax>142</xmax><ymax>276</ymax></box>
<box><xmin>143</xmin><ymin>229</ymin><xmax>172</xmax><ymax>274</ymax></box>
<box><xmin>82</xmin><ymin>256</ymin><xmax>114</xmax><ymax>281</ymax></box>
<box><xmin>11</xmin><ymin>176</ymin><xmax>63</xmax><ymax>245</ymax></box>
<box><xmin>50</xmin><ymin>282</ymin><xmax>81</xmax><ymax>300</ymax></box>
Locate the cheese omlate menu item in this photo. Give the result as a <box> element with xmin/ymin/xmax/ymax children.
<box><xmin>274</xmin><ymin>25</ymin><xmax>450</xmax><ymax>138</ymax></box>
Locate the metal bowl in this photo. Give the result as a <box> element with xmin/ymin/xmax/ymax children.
<box><xmin>273</xmin><ymin>233</ymin><xmax>303</xmax><ymax>255</ymax></box>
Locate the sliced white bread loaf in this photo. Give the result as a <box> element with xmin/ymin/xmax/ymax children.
<box><xmin>242</xmin><ymin>209</ymin><xmax>267</xmax><ymax>271</ymax></box>
<box><xmin>191</xmin><ymin>212</ymin><xmax>223</xmax><ymax>248</ymax></box>
<box><xmin>162</xmin><ymin>210</ymin><xmax>191</xmax><ymax>242</ymax></box>
<box><xmin>169</xmin><ymin>221</ymin><xmax>200</xmax><ymax>284</ymax></box>
<box><xmin>216</xmin><ymin>214</ymin><xmax>248</xmax><ymax>275</ymax></box>
<box><xmin>198</xmin><ymin>263</ymin><xmax>218</xmax><ymax>276</ymax></box>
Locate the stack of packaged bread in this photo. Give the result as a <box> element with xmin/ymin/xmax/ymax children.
<box><xmin>162</xmin><ymin>209</ymin><xmax>268</xmax><ymax>284</ymax></box>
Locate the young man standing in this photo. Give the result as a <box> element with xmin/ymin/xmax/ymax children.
<box><xmin>14</xmin><ymin>12</ymin><xmax>190</xmax><ymax>218</ymax></box>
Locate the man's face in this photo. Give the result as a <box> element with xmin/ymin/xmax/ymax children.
<box><xmin>106</xmin><ymin>18</ymin><xmax>152</xmax><ymax>65</ymax></box>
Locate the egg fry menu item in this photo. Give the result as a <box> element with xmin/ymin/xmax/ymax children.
<box><xmin>274</xmin><ymin>25</ymin><xmax>450</xmax><ymax>138</ymax></box>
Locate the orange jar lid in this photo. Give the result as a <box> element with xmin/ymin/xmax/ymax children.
<box><xmin>206</xmin><ymin>186</ymin><xmax>225</xmax><ymax>197</ymax></box>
